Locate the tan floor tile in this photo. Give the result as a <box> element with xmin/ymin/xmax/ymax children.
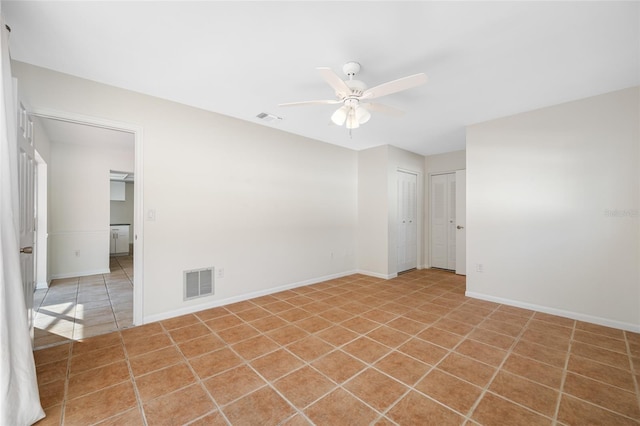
<box><xmin>266</xmin><ymin>324</ymin><xmax>309</xmax><ymax>346</ymax></box>
<box><xmin>345</xmin><ymin>368</ymin><xmax>409</xmax><ymax>412</ymax></box>
<box><xmin>67</xmin><ymin>360</ymin><xmax>130</xmax><ymax>399</ymax></box>
<box><xmin>94</xmin><ymin>407</ymin><xmax>144</xmax><ymax>426</ymax></box>
<box><xmin>343</xmin><ymin>336</ymin><xmax>393</xmax><ymax>364</ymax></box>
<box><xmin>214</xmin><ymin>323</ymin><xmax>259</xmax><ymax>344</ymax></box>
<box><xmin>278</xmin><ymin>308</ymin><xmax>312</xmax><ymax>323</ymax></box>
<box><xmin>557</xmin><ymin>394</ymin><xmax>639</xmax><ymax>426</ymax></box>
<box><xmin>189</xmin><ymin>347</ymin><xmax>243</xmax><ymax>379</ymax></box>
<box><xmin>472</xmin><ymin>392</ymin><xmax>551</xmax><ymax>426</ymax></box>
<box><xmin>38</xmin><ymin>379</ymin><xmax>66</xmax><ymax>409</ymax></box>
<box><xmin>274</xmin><ymin>366</ymin><xmax>335</xmax><ymax>408</ymax></box>
<box><xmin>123</xmin><ymin>332</ymin><xmax>172</xmax><ymax>357</ymax></box>
<box><xmin>305</xmin><ymin>388</ymin><xmax>378</xmax><ymax>426</ymax></box>
<box><xmin>575</xmin><ymin>321</ymin><xmax>626</xmax><ymax>339</ymax></box>
<box><xmin>416</xmin><ymin>326</ymin><xmax>463</xmax><ymax>349</ymax></box>
<box><xmin>204</xmin><ymin>314</ymin><xmax>243</xmax><ymax>331</ymax></box>
<box><xmin>33</xmin><ymin>343</ymin><xmax>71</xmax><ymax>366</ymax></box>
<box><xmin>478</xmin><ymin>318</ymin><xmax>525</xmax><ymax>337</ymax></box>
<box><xmin>187</xmin><ymin>411</ymin><xmax>228</xmax><ymax>426</ymax></box>
<box><xmin>567</xmin><ymin>354</ymin><xmax>636</xmax><ymax>391</ymax></box>
<box><xmin>312</xmin><ymin>350</ymin><xmax>366</xmax><ymax>384</ymax></box>
<box><xmin>468</xmin><ymin>327</ymin><xmax>516</xmax><ymax>350</ymax></box>
<box><xmin>415</xmin><ymin>369</ymin><xmax>482</xmax><ymax>414</ymax></box>
<box><xmin>438</xmin><ymin>353</ymin><xmax>496</xmax><ymax>387</ymax></box>
<box><xmin>359</xmin><ymin>308</ymin><xmax>398</xmax><ymax>324</ymax></box>
<box><xmin>294</xmin><ymin>315</ymin><xmax>333</xmax><ymax>333</ymax></box>
<box><xmin>512</xmin><ymin>340</ymin><xmax>568</xmax><ymax>368</ymax></box>
<box><xmin>573</xmin><ymin>329</ymin><xmax>628</xmax><ymax>354</ymax></box>
<box><xmin>318</xmin><ymin>307</ymin><xmax>355</xmax><ymax>323</ymax></box>
<box><xmin>194</xmin><ymin>306</ymin><xmax>229</xmax><ymax>321</ymax></box>
<box><xmin>366</xmin><ymin>325</ymin><xmax>411</xmax><ymax>348</ymax></box>
<box><xmin>455</xmin><ymin>339</ymin><xmax>508</xmax><ymax>367</ymax></box>
<box><xmin>571</xmin><ymin>341</ymin><xmax>630</xmax><ymax>370</ymax></box>
<box><xmin>129</xmin><ymin>346</ymin><xmax>184</xmax><ymax>376</ymax></box>
<box><xmin>64</xmin><ymin>381</ymin><xmax>137</xmax><ymax>425</ymax></box>
<box><xmin>563</xmin><ymin>372</ymin><xmax>640</xmax><ymax>418</ymax></box>
<box><xmin>70</xmin><ymin>344</ymin><xmax>125</xmax><ymax>375</ymax></box>
<box><xmin>315</xmin><ymin>325</ymin><xmax>358</xmax><ymax>347</ymax></box>
<box><xmin>489</xmin><ymin>371</ymin><xmax>559</xmax><ymax>417</ymax></box>
<box><xmin>433</xmin><ymin>317</ymin><xmax>475</xmax><ymax>336</ymax></box>
<box><xmin>387</xmin><ymin>390</ymin><xmax>464</xmax><ymax>425</ymax></box>
<box><xmin>223</xmin><ymin>386</ymin><xmax>295</xmax><ymax>425</ymax></box>
<box><xmin>136</xmin><ymin>362</ymin><xmax>196</xmax><ymax>401</ymax></box>
<box><xmin>232</xmin><ymin>335</ymin><xmax>280</xmax><ymax>360</ymax></box>
<box><xmin>398</xmin><ymin>337</ymin><xmax>448</xmax><ymax>365</ymax></box>
<box><xmin>33</xmin><ymin>404</ymin><xmax>62</xmax><ymax>426</ymax></box>
<box><xmin>251</xmin><ymin>349</ymin><xmax>305</xmax><ymax>381</ymax></box>
<box><xmin>160</xmin><ymin>313</ymin><xmax>200</xmax><ymax>330</ymax></box>
<box><xmin>143</xmin><ymin>384</ymin><xmax>215</xmax><ymax>426</ymax></box>
<box><xmin>263</xmin><ymin>300</ymin><xmax>296</xmax><ymax>314</ymax></box>
<box><xmin>203</xmin><ymin>365</ymin><xmax>267</xmax><ymax>406</ymax></box>
<box><xmin>502</xmin><ymin>353</ymin><xmax>563</xmax><ymax>389</ymax></box>
<box><xmin>167</xmin><ymin>322</ymin><xmax>211</xmax><ymax>343</ymax></box>
<box><xmin>120</xmin><ymin>322</ymin><xmax>163</xmax><ymax>341</ymax></box>
<box><xmin>249</xmin><ymin>315</ymin><xmax>288</xmax><ymax>333</ymax></box>
<box><xmin>72</xmin><ymin>332</ymin><xmax>122</xmax><ymax>356</ymax></box>
<box><xmin>224</xmin><ymin>300</ymin><xmax>256</xmax><ymax>313</ymax></box>
<box><xmin>374</xmin><ymin>351</ymin><xmax>430</xmax><ymax>386</ymax></box>
<box><xmin>235</xmin><ymin>306</ymin><xmax>271</xmax><ymax>322</ymax></box>
<box><xmin>35</xmin><ymin>359</ymin><xmax>68</xmax><ymax>385</ymax></box>
<box><xmin>286</xmin><ymin>336</ymin><xmax>333</xmax><ymax>362</ymax></box>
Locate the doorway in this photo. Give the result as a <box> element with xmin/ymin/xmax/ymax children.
<box><xmin>30</xmin><ymin>109</ymin><xmax>143</xmax><ymax>347</ymax></box>
<box><xmin>430</xmin><ymin>170</ymin><xmax>466</xmax><ymax>275</ymax></box>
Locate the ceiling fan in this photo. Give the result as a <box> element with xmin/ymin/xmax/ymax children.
<box><xmin>279</xmin><ymin>62</ymin><xmax>428</xmax><ymax>130</ymax></box>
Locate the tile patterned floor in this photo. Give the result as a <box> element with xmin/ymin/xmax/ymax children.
<box><xmin>33</xmin><ymin>255</ymin><xmax>134</xmax><ymax>349</ymax></box>
<box><xmin>33</xmin><ymin>269</ymin><xmax>640</xmax><ymax>425</ymax></box>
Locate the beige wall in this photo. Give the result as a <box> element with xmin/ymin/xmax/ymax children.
<box><xmin>466</xmin><ymin>87</ymin><xmax>639</xmax><ymax>330</ymax></box>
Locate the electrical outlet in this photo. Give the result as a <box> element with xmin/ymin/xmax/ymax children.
<box><xmin>217</xmin><ymin>268</ymin><xmax>224</xmax><ymax>279</ymax></box>
<box><xmin>476</xmin><ymin>263</ymin><xmax>484</xmax><ymax>273</ymax></box>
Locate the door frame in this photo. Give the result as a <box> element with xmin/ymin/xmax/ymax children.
<box><xmin>396</xmin><ymin>169</ymin><xmax>419</xmax><ymax>273</ymax></box>
<box><xmin>30</xmin><ymin>107</ymin><xmax>144</xmax><ymax>326</ymax></box>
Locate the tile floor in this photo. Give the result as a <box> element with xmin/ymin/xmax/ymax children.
<box><xmin>33</xmin><ymin>255</ymin><xmax>134</xmax><ymax>350</ymax></box>
<box><xmin>33</xmin><ymin>269</ymin><xmax>640</xmax><ymax>425</ymax></box>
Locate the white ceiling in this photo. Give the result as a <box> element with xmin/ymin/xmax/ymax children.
<box><xmin>4</xmin><ymin>1</ymin><xmax>639</xmax><ymax>156</ymax></box>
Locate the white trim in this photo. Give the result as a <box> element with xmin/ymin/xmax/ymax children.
<box><xmin>465</xmin><ymin>291</ymin><xmax>640</xmax><ymax>333</ymax></box>
<box><xmin>357</xmin><ymin>269</ymin><xmax>397</xmax><ymax>280</ymax></box>
<box><xmin>29</xmin><ymin>107</ymin><xmax>144</xmax><ymax>327</ymax></box>
<box><xmin>144</xmin><ymin>270</ymin><xmax>358</xmax><ymax>324</ymax></box>
<box><xmin>51</xmin><ymin>268</ymin><xmax>111</xmax><ymax>280</ymax></box>
<box><xmin>35</xmin><ymin>281</ymin><xmax>49</xmax><ymax>290</ymax></box>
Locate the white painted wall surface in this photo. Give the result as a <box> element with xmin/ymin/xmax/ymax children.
<box><xmin>49</xmin><ymin>140</ymin><xmax>134</xmax><ymax>278</ymax></box>
<box><xmin>466</xmin><ymin>87</ymin><xmax>639</xmax><ymax>330</ymax></box>
<box><xmin>424</xmin><ymin>150</ymin><xmax>466</xmax><ymax>267</ymax></box>
<box><xmin>13</xmin><ymin>62</ymin><xmax>358</xmax><ymax>319</ymax></box>
<box><xmin>357</xmin><ymin>146</ymin><xmax>389</xmax><ymax>278</ymax></box>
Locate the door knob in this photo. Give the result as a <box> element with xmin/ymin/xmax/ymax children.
<box><xmin>456</xmin><ymin>225</ymin><xmax>464</xmax><ymax>230</ymax></box>
<box><xmin>20</xmin><ymin>246</ymin><xmax>33</xmax><ymax>254</ymax></box>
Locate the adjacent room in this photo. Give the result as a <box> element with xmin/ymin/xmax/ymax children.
<box><xmin>0</xmin><ymin>1</ymin><xmax>638</xmax><ymax>425</ymax></box>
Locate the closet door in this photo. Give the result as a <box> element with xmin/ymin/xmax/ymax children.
<box><xmin>430</xmin><ymin>173</ymin><xmax>456</xmax><ymax>270</ymax></box>
<box><xmin>397</xmin><ymin>171</ymin><xmax>418</xmax><ymax>272</ymax></box>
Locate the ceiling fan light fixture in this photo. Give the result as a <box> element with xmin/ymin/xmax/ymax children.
<box><xmin>356</xmin><ymin>106</ymin><xmax>371</xmax><ymax>124</ymax></box>
<box><xmin>345</xmin><ymin>109</ymin><xmax>360</xmax><ymax>129</ymax></box>
<box><xmin>331</xmin><ymin>105</ymin><xmax>348</xmax><ymax>125</ymax></box>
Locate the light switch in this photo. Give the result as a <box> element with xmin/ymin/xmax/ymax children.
<box><xmin>146</xmin><ymin>209</ymin><xmax>156</xmax><ymax>221</ymax></box>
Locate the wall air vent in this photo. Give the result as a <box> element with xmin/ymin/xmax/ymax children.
<box><xmin>184</xmin><ymin>267</ymin><xmax>214</xmax><ymax>300</ymax></box>
<box><xmin>256</xmin><ymin>112</ymin><xmax>283</xmax><ymax>123</ymax></box>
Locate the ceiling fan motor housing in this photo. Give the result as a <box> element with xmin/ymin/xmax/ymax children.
<box><xmin>343</xmin><ymin>61</ymin><xmax>361</xmax><ymax>77</ymax></box>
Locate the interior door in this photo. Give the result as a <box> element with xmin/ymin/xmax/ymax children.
<box><xmin>397</xmin><ymin>171</ymin><xmax>418</xmax><ymax>272</ymax></box>
<box><xmin>17</xmin><ymin>102</ymin><xmax>36</xmax><ymax>340</ymax></box>
<box><xmin>430</xmin><ymin>172</ymin><xmax>456</xmax><ymax>270</ymax></box>
<box><xmin>455</xmin><ymin>170</ymin><xmax>466</xmax><ymax>275</ymax></box>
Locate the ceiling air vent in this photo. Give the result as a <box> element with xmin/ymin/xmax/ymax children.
<box><xmin>256</xmin><ymin>112</ymin><xmax>282</xmax><ymax>123</ymax></box>
<box><xmin>184</xmin><ymin>267</ymin><xmax>214</xmax><ymax>300</ymax></box>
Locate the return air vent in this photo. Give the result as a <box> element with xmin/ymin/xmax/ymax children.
<box><xmin>184</xmin><ymin>267</ymin><xmax>214</xmax><ymax>300</ymax></box>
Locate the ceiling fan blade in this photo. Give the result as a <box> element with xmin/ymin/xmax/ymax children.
<box><xmin>278</xmin><ymin>99</ymin><xmax>342</xmax><ymax>107</ymax></box>
<box><xmin>361</xmin><ymin>73</ymin><xmax>428</xmax><ymax>100</ymax></box>
<box><xmin>362</xmin><ymin>102</ymin><xmax>405</xmax><ymax>117</ymax></box>
<box><xmin>317</xmin><ymin>67</ymin><xmax>352</xmax><ymax>98</ymax></box>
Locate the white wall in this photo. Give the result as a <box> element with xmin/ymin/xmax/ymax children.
<box><xmin>424</xmin><ymin>150</ymin><xmax>466</xmax><ymax>267</ymax></box>
<box><xmin>110</xmin><ymin>182</ymin><xmax>134</xmax><ymax>243</ymax></box>
<box><xmin>49</xmin><ymin>140</ymin><xmax>134</xmax><ymax>278</ymax></box>
<box><xmin>13</xmin><ymin>62</ymin><xmax>358</xmax><ymax>320</ymax></box>
<box><xmin>466</xmin><ymin>87</ymin><xmax>639</xmax><ymax>331</ymax></box>
<box><xmin>357</xmin><ymin>145</ymin><xmax>425</xmax><ymax>278</ymax></box>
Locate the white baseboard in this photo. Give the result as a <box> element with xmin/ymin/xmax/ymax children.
<box><xmin>357</xmin><ymin>270</ymin><xmax>397</xmax><ymax>280</ymax></box>
<box><xmin>51</xmin><ymin>269</ymin><xmax>111</xmax><ymax>280</ymax></box>
<box><xmin>143</xmin><ymin>270</ymin><xmax>358</xmax><ymax>324</ymax></box>
<box><xmin>465</xmin><ymin>291</ymin><xmax>640</xmax><ymax>333</ymax></box>
<box><xmin>36</xmin><ymin>281</ymin><xmax>49</xmax><ymax>290</ymax></box>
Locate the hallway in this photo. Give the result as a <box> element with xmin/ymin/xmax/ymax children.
<box><xmin>33</xmin><ymin>255</ymin><xmax>134</xmax><ymax>349</ymax></box>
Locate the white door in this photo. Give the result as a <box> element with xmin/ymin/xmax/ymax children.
<box><xmin>455</xmin><ymin>170</ymin><xmax>466</xmax><ymax>275</ymax></box>
<box><xmin>17</xmin><ymin>103</ymin><xmax>36</xmax><ymax>339</ymax></box>
<box><xmin>430</xmin><ymin>173</ymin><xmax>456</xmax><ymax>270</ymax></box>
<box><xmin>397</xmin><ymin>171</ymin><xmax>418</xmax><ymax>272</ymax></box>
